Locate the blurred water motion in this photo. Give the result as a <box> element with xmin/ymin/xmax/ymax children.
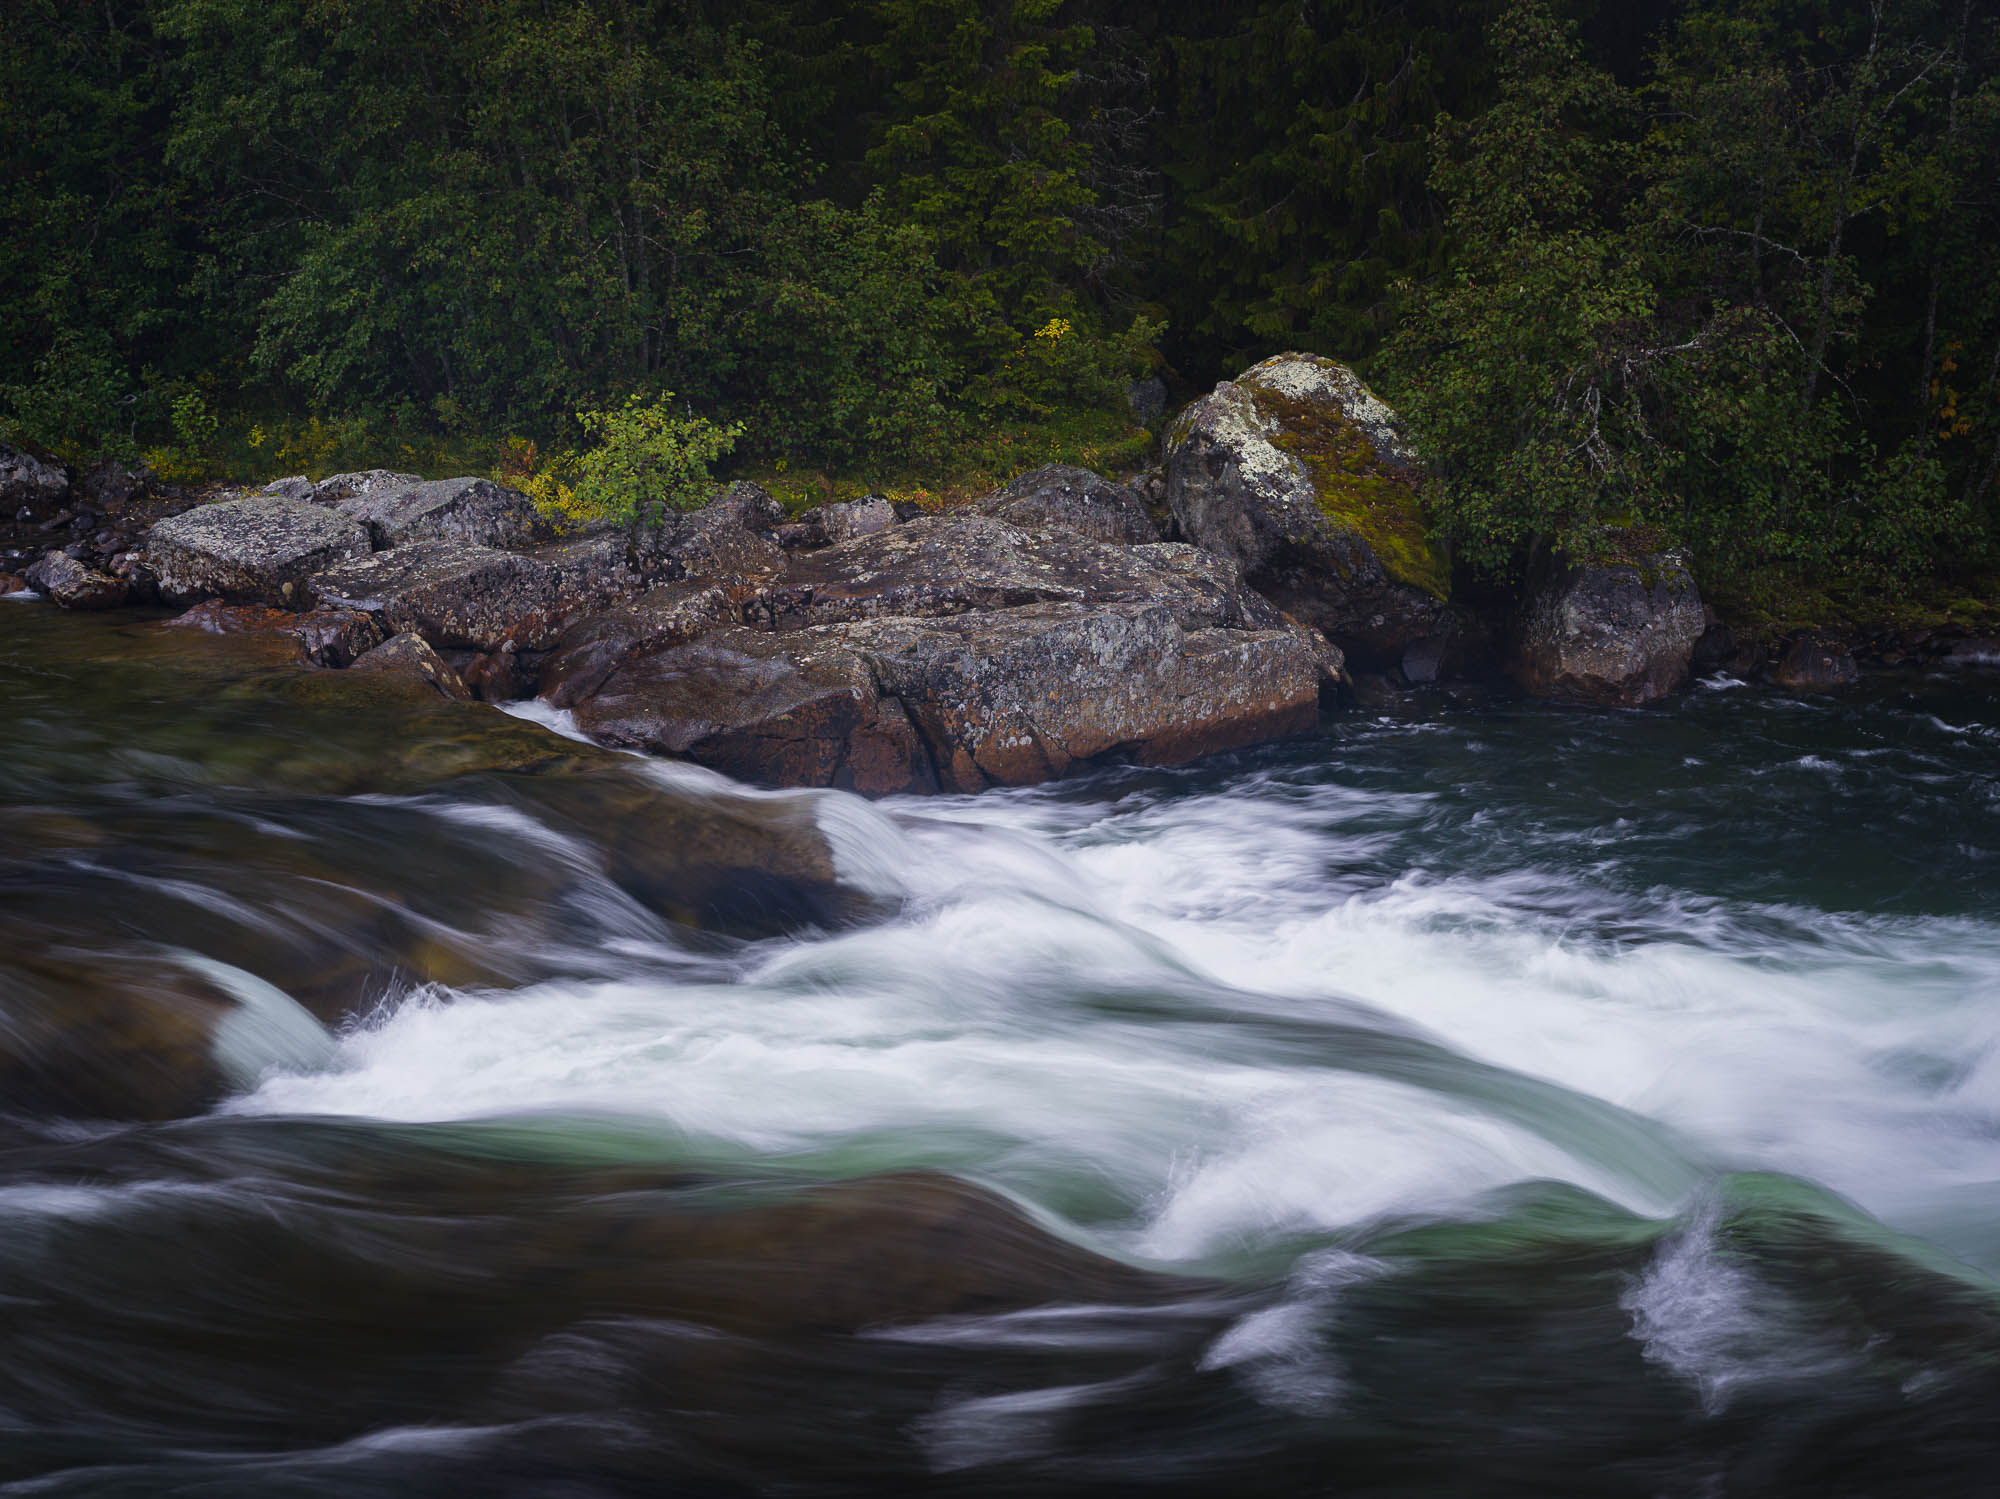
<box><xmin>4</xmin><ymin>604</ymin><xmax>2000</xmax><ymax>1496</ymax></box>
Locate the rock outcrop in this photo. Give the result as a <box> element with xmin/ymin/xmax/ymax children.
<box><xmin>971</xmin><ymin>463</ymin><xmax>1159</xmax><ymax>545</ymax></box>
<box><xmin>1513</xmin><ymin>550</ymin><xmax>1705</xmax><ymax>706</ymax></box>
<box><xmin>1165</xmin><ymin>353</ymin><xmax>1454</xmax><ymax>669</ymax></box>
<box><xmin>347</xmin><ymin>630</ymin><xmax>474</xmax><ymax>700</ymax></box>
<box><xmin>147</xmin><ymin>498</ymin><xmax>372</xmax><ymax>607</ymax></box>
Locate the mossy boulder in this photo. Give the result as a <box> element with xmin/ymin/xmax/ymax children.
<box><xmin>1164</xmin><ymin>352</ymin><xmax>1455</xmax><ymax>671</ymax></box>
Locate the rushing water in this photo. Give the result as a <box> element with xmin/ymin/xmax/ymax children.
<box><xmin>4</xmin><ymin>598</ymin><xmax>2000</xmax><ymax>1496</ymax></box>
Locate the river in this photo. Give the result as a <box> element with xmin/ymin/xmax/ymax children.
<box><xmin>3</xmin><ymin>597</ymin><xmax>1999</xmax><ymax>1496</ymax></box>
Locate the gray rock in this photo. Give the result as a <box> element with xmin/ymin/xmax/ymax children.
<box><xmin>307</xmin><ymin>540</ymin><xmax>574</xmax><ymax>651</ymax></box>
<box><xmin>346</xmin><ymin>631</ymin><xmax>473</xmax><ymax>700</ymax></box>
<box><xmin>307</xmin><ymin>469</ymin><xmax>422</xmax><ymax>506</ymax></box>
<box><xmin>744</xmin><ymin>515</ymin><xmax>1279</xmax><ymax>634</ymax></box>
<box><xmin>0</xmin><ymin>444</ymin><xmax>68</xmax><ymax>515</ymax></box>
<box><xmin>258</xmin><ymin>475</ymin><xmax>317</xmax><ymax>503</ymax></box>
<box><xmin>1513</xmin><ymin>552</ymin><xmax>1704</xmax><ymax>706</ymax></box>
<box><xmin>642</xmin><ymin>491</ymin><xmax>787</xmax><ymax>587</ymax></box>
<box><xmin>147</xmin><ymin>499</ymin><xmax>372</xmax><ymax>607</ymax></box>
<box><xmin>1164</xmin><ymin>353</ymin><xmax>1454</xmax><ymax>668</ymax></box>
<box><xmin>572</xmin><ymin>599</ymin><xmax>1334</xmax><ymax>796</ymax></box>
<box><xmin>1773</xmin><ymin>633</ymin><xmax>1860</xmax><ymax>691</ymax></box>
<box><xmin>23</xmin><ymin>550</ymin><xmax>129</xmax><ymax>610</ymax></box>
<box><xmin>538</xmin><ymin>581</ymin><xmax>736</xmax><ymax>709</ymax></box>
<box><xmin>333</xmin><ymin>476</ymin><xmax>550</xmax><ymax>550</ymax></box>
<box><xmin>972</xmin><ymin>464</ymin><xmax>1159</xmax><ymax>545</ymax></box>
<box><xmin>844</xmin><ymin>602</ymin><xmax>1326</xmax><ymax>792</ymax></box>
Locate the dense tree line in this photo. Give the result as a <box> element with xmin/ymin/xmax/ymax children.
<box><xmin>3</xmin><ymin>0</ymin><xmax>1996</xmax><ymax>585</ymax></box>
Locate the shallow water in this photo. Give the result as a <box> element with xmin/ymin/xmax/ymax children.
<box><xmin>4</xmin><ymin>603</ymin><xmax>2000</xmax><ymax>1496</ymax></box>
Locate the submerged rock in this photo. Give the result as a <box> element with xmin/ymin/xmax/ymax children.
<box><xmin>24</xmin><ymin>549</ymin><xmax>128</xmax><ymax>610</ymax></box>
<box><xmin>1165</xmin><ymin>352</ymin><xmax>1453</xmax><ymax>668</ymax></box>
<box><xmin>147</xmin><ymin>498</ymin><xmax>372</xmax><ymax>607</ymax></box>
<box><xmin>1513</xmin><ymin>551</ymin><xmax>1704</xmax><ymax>706</ymax></box>
<box><xmin>160</xmin><ymin>598</ymin><xmax>384</xmax><ymax>667</ymax></box>
<box><xmin>972</xmin><ymin>463</ymin><xmax>1159</xmax><ymax>545</ymax></box>
<box><xmin>0</xmin><ymin>944</ymin><xmax>330</xmax><ymax>1122</ymax></box>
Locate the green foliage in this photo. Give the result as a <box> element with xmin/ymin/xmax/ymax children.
<box><xmin>568</xmin><ymin>394</ymin><xmax>744</xmax><ymax>528</ymax></box>
<box><xmin>1380</xmin><ymin>0</ymin><xmax>1989</xmax><ymax>586</ymax></box>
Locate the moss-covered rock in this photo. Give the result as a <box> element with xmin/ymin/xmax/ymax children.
<box><xmin>1164</xmin><ymin>353</ymin><xmax>1456</xmax><ymax>671</ymax></box>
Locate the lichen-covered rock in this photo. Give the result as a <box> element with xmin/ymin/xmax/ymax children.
<box><xmin>1513</xmin><ymin>551</ymin><xmax>1704</xmax><ymax>706</ymax></box>
<box><xmin>147</xmin><ymin>498</ymin><xmax>372</xmax><ymax>607</ymax></box>
<box><xmin>845</xmin><ymin>602</ymin><xmax>1325</xmax><ymax>792</ymax></box>
<box><xmin>1773</xmin><ymin>633</ymin><xmax>1860</xmax><ymax>691</ymax></box>
<box><xmin>794</xmin><ymin>494</ymin><xmax>897</xmax><ymax>549</ymax></box>
<box><xmin>971</xmin><ymin>464</ymin><xmax>1159</xmax><ymax>545</ymax></box>
<box><xmin>1</xmin><ymin>443</ymin><xmax>69</xmax><ymax>516</ymax></box>
<box><xmin>1165</xmin><ymin>352</ymin><xmax>1452</xmax><ymax>668</ymax></box>
<box><xmin>572</xmin><ymin>625</ymin><xmax>935</xmax><ymax>795</ymax></box>
<box><xmin>333</xmin><ymin>475</ymin><xmax>550</xmax><ymax>550</ymax></box>
<box><xmin>306</xmin><ymin>469</ymin><xmax>421</xmax><ymax>506</ymax></box>
<box><xmin>347</xmin><ymin>630</ymin><xmax>473</xmax><ymax>700</ymax></box>
<box><xmin>744</xmin><ymin>515</ymin><xmax>1278</xmax><ymax>633</ymax></box>
<box><xmin>642</xmin><ymin>488</ymin><xmax>787</xmax><ymax>588</ymax></box>
<box><xmin>24</xmin><ymin>550</ymin><xmax>129</xmax><ymax>610</ymax></box>
<box><xmin>307</xmin><ymin>538</ymin><xmax>625</xmax><ymax>651</ymax></box>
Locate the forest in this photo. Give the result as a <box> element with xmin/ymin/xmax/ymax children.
<box><xmin>5</xmin><ymin>0</ymin><xmax>1998</xmax><ymax>601</ymax></box>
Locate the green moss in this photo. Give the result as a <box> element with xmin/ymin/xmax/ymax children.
<box><xmin>1250</xmin><ymin>385</ymin><xmax>1450</xmax><ymax>601</ymax></box>
<box><xmin>1704</xmin><ymin>562</ymin><xmax>2000</xmax><ymax>646</ymax></box>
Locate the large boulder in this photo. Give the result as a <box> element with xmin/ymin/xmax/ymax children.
<box><xmin>644</xmin><ymin>485</ymin><xmax>787</xmax><ymax>589</ymax></box>
<box><xmin>332</xmin><ymin>475</ymin><xmax>551</xmax><ymax>550</ymax></box>
<box><xmin>971</xmin><ymin>463</ymin><xmax>1159</xmax><ymax>545</ymax></box>
<box><xmin>0</xmin><ymin>442</ymin><xmax>69</xmax><ymax>517</ymax></box>
<box><xmin>23</xmin><ymin>550</ymin><xmax>129</xmax><ymax>610</ymax></box>
<box><xmin>571</xmin><ymin>626</ymin><xmax>936</xmax><ymax>795</ymax></box>
<box><xmin>147</xmin><ymin>498</ymin><xmax>372</xmax><ymax>608</ymax></box>
<box><xmin>743</xmin><ymin>515</ymin><xmax>1279</xmax><ymax>633</ymax></box>
<box><xmin>572</xmin><ymin>600</ymin><xmax>1335</xmax><ymax>796</ymax></box>
<box><xmin>1513</xmin><ymin>550</ymin><xmax>1705</xmax><ymax>706</ymax></box>
<box><xmin>849</xmin><ymin>602</ymin><xmax>1328</xmax><ymax>792</ymax></box>
<box><xmin>306</xmin><ymin>539</ymin><xmax>599</xmax><ymax>651</ymax></box>
<box><xmin>1165</xmin><ymin>352</ymin><xmax>1453</xmax><ymax>668</ymax></box>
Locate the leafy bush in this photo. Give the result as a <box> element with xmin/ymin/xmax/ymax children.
<box><xmin>528</xmin><ymin>395</ymin><xmax>744</xmax><ymax>530</ymax></box>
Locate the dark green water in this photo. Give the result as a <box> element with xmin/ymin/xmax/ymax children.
<box><xmin>4</xmin><ymin>598</ymin><xmax>2000</xmax><ymax>1496</ymax></box>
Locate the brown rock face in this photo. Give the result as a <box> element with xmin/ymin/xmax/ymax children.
<box><xmin>1164</xmin><ymin>353</ymin><xmax>1455</xmax><ymax>669</ymax></box>
<box><xmin>346</xmin><ymin>630</ymin><xmax>474</xmax><ymax>700</ymax></box>
<box><xmin>1513</xmin><ymin>552</ymin><xmax>1705</xmax><ymax>706</ymax></box>
<box><xmin>161</xmin><ymin>599</ymin><xmax>384</xmax><ymax>667</ymax></box>
<box><xmin>573</xmin><ymin>626</ymin><xmax>936</xmax><ymax>795</ymax></box>
<box><xmin>306</xmin><ymin>538</ymin><xmax>630</xmax><ymax>651</ymax></box>
<box><xmin>538</xmin><ymin>582</ymin><xmax>740</xmax><ymax>708</ymax></box>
